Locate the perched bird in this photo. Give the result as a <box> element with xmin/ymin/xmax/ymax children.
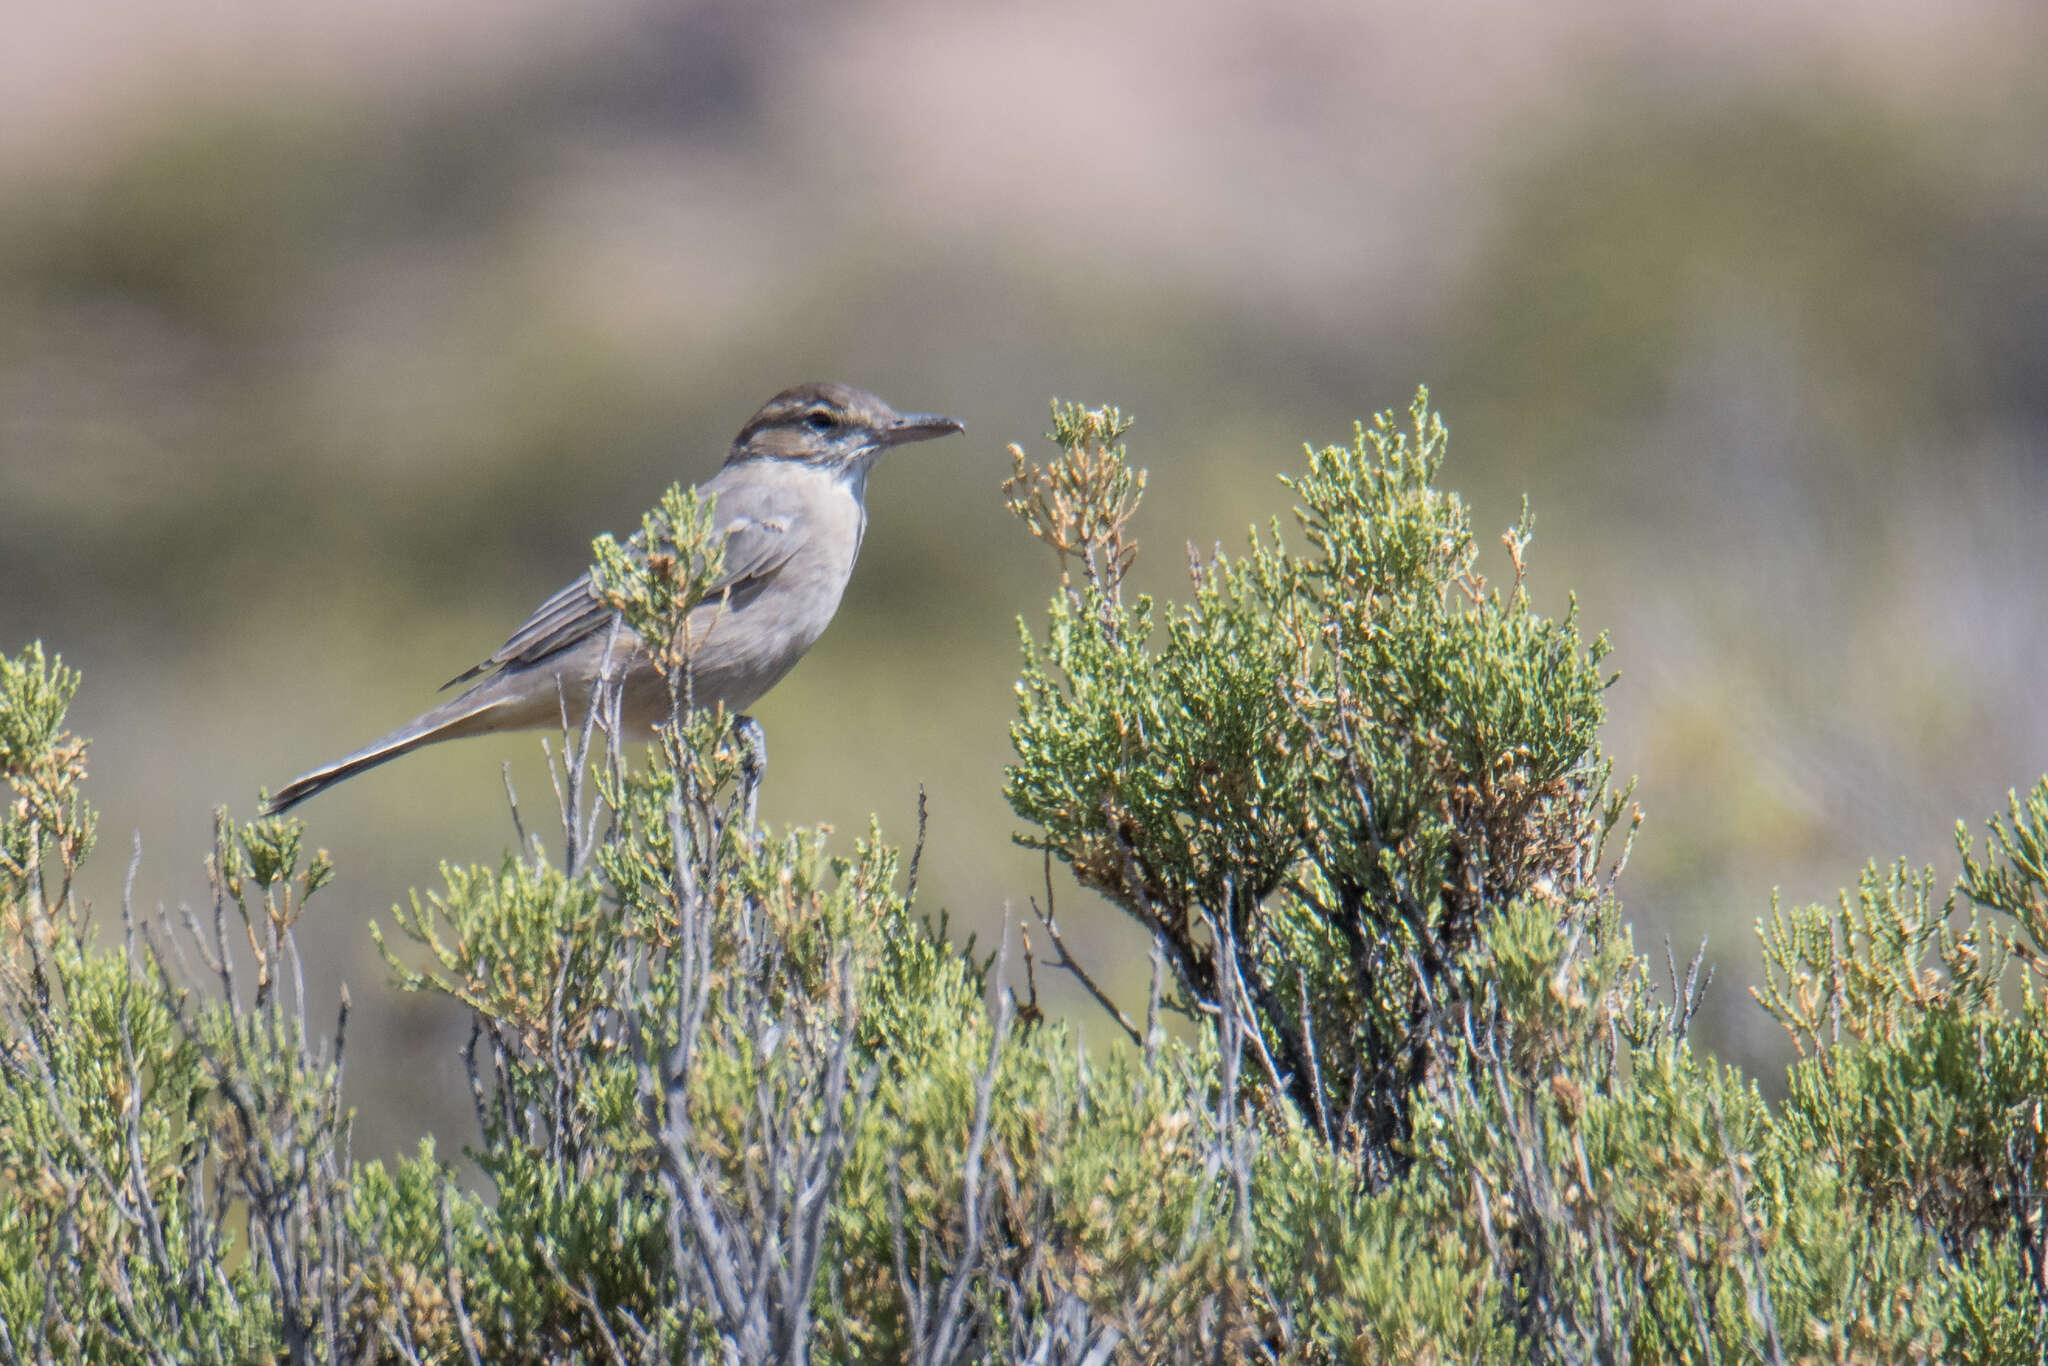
<box><xmin>266</xmin><ymin>382</ymin><xmax>963</xmax><ymax>813</ymax></box>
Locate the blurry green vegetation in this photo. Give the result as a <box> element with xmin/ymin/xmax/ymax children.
<box><xmin>6</xmin><ymin>394</ymin><xmax>2048</xmax><ymax>1360</ymax></box>
<box><xmin>1454</xmin><ymin>109</ymin><xmax>1972</xmax><ymax>439</ymax></box>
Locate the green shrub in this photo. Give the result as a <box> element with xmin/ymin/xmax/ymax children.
<box><xmin>3</xmin><ymin>390</ymin><xmax>2045</xmax><ymax>1363</ymax></box>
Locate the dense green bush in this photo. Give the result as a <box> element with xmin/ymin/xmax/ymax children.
<box><xmin>4</xmin><ymin>391</ymin><xmax>2046</xmax><ymax>1362</ymax></box>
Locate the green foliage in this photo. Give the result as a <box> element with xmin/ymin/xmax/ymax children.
<box><xmin>5</xmin><ymin>390</ymin><xmax>2048</xmax><ymax>1362</ymax></box>
<box><xmin>1006</xmin><ymin>390</ymin><xmax>1629</xmax><ymax>1181</ymax></box>
<box><xmin>589</xmin><ymin>481</ymin><xmax>727</xmax><ymax>680</ymax></box>
<box><xmin>1755</xmin><ymin>786</ymin><xmax>2048</xmax><ymax>1358</ymax></box>
<box><xmin>0</xmin><ymin>642</ymin><xmax>95</xmax><ymax>913</ymax></box>
<box><xmin>1960</xmin><ymin>782</ymin><xmax>2048</xmax><ymax>964</ymax></box>
<box><xmin>0</xmin><ymin>656</ymin><xmax>359</xmax><ymax>1362</ymax></box>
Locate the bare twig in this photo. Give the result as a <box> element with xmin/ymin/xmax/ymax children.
<box><xmin>1663</xmin><ymin>936</ymin><xmax>1714</xmax><ymax>1040</ymax></box>
<box><xmin>502</xmin><ymin>760</ymin><xmax>532</xmax><ymax>861</ymax></box>
<box><xmin>441</xmin><ymin>1185</ymin><xmax>485</xmax><ymax>1366</ymax></box>
<box><xmin>1026</xmin><ymin>856</ymin><xmax>1141</xmax><ymax>1047</ymax></box>
<box><xmin>906</xmin><ymin>785</ymin><xmax>929</xmax><ymax>911</ymax></box>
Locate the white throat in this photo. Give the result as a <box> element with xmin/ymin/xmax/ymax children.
<box><xmin>841</xmin><ymin>460</ymin><xmax>872</xmax><ymax>560</ymax></box>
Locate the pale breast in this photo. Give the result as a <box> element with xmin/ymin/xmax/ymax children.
<box><xmin>656</xmin><ymin>461</ymin><xmax>868</xmax><ymax>717</ymax></box>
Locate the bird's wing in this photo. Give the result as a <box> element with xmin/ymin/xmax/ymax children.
<box><xmin>440</xmin><ymin>490</ymin><xmax>801</xmax><ymax>690</ymax></box>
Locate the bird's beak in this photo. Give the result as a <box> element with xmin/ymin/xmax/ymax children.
<box><xmin>882</xmin><ymin>412</ymin><xmax>965</xmax><ymax>446</ymax></box>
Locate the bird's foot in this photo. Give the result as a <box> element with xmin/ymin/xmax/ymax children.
<box><xmin>733</xmin><ymin>714</ymin><xmax>767</xmax><ymax>832</ymax></box>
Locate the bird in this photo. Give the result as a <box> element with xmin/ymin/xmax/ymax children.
<box><xmin>265</xmin><ymin>382</ymin><xmax>963</xmax><ymax>814</ymax></box>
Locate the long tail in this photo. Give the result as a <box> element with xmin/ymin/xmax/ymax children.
<box><xmin>265</xmin><ymin>691</ymin><xmax>513</xmax><ymax>815</ymax></box>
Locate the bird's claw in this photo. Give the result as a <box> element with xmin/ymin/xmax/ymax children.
<box><xmin>734</xmin><ymin>714</ymin><xmax>767</xmax><ymax>832</ymax></box>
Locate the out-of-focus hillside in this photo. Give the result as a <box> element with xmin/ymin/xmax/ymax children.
<box><xmin>3</xmin><ymin>0</ymin><xmax>2044</xmax><ymax>1159</ymax></box>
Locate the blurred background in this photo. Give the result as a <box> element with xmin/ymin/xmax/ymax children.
<box><xmin>3</xmin><ymin>0</ymin><xmax>2045</xmax><ymax>1161</ymax></box>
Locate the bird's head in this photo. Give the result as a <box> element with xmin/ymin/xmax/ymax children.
<box><xmin>728</xmin><ymin>382</ymin><xmax>963</xmax><ymax>470</ymax></box>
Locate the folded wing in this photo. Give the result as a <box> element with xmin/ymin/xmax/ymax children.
<box><xmin>441</xmin><ymin>495</ymin><xmax>801</xmax><ymax>690</ymax></box>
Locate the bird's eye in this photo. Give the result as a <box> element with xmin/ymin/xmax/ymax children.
<box><xmin>805</xmin><ymin>411</ymin><xmax>836</xmax><ymax>433</ymax></box>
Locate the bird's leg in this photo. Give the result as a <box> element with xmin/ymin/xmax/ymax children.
<box><xmin>733</xmin><ymin>714</ymin><xmax>767</xmax><ymax>833</ymax></box>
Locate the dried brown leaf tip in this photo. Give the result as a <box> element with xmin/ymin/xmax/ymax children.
<box><xmin>1003</xmin><ymin>401</ymin><xmax>1145</xmax><ymax>595</ymax></box>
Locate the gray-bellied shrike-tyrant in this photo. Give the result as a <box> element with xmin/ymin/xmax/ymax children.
<box><xmin>266</xmin><ymin>382</ymin><xmax>963</xmax><ymax>813</ymax></box>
